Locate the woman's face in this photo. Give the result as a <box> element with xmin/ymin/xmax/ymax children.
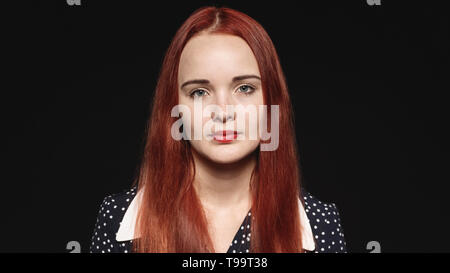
<box><xmin>177</xmin><ymin>33</ymin><xmax>264</xmax><ymax>164</ymax></box>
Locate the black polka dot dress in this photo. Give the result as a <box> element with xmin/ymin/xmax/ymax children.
<box><xmin>227</xmin><ymin>209</ymin><xmax>252</xmax><ymax>253</ymax></box>
<box><xmin>90</xmin><ymin>186</ymin><xmax>347</xmax><ymax>253</ymax></box>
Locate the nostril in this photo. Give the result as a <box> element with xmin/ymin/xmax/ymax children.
<box><xmin>210</xmin><ymin>108</ymin><xmax>236</xmax><ymax>122</ymax></box>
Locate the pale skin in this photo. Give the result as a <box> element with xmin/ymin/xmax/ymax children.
<box><xmin>177</xmin><ymin>33</ymin><xmax>264</xmax><ymax>252</ymax></box>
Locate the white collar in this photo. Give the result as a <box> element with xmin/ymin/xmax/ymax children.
<box><xmin>116</xmin><ymin>189</ymin><xmax>316</xmax><ymax>251</ymax></box>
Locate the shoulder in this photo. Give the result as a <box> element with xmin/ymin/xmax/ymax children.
<box><xmin>301</xmin><ymin>189</ymin><xmax>348</xmax><ymax>253</ymax></box>
<box><xmin>89</xmin><ymin>186</ymin><xmax>138</xmax><ymax>253</ymax></box>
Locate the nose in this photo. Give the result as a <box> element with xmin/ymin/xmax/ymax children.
<box><xmin>211</xmin><ymin>108</ymin><xmax>236</xmax><ymax>123</ymax></box>
<box><xmin>210</xmin><ymin>89</ymin><xmax>236</xmax><ymax>122</ymax></box>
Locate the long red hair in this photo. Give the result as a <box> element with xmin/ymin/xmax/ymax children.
<box><xmin>131</xmin><ymin>6</ymin><xmax>305</xmax><ymax>253</ymax></box>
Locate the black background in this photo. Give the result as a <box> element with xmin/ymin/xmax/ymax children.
<box><xmin>2</xmin><ymin>0</ymin><xmax>449</xmax><ymax>253</ymax></box>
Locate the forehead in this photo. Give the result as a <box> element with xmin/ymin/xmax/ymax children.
<box><xmin>178</xmin><ymin>33</ymin><xmax>260</xmax><ymax>84</ymax></box>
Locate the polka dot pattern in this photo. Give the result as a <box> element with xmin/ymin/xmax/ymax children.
<box><xmin>89</xmin><ymin>188</ymin><xmax>136</xmax><ymax>253</ymax></box>
<box><xmin>90</xmin><ymin>186</ymin><xmax>347</xmax><ymax>253</ymax></box>
<box><xmin>227</xmin><ymin>210</ymin><xmax>251</xmax><ymax>253</ymax></box>
<box><xmin>302</xmin><ymin>191</ymin><xmax>347</xmax><ymax>253</ymax></box>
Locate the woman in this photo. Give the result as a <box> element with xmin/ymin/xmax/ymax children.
<box><xmin>90</xmin><ymin>6</ymin><xmax>347</xmax><ymax>253</ymax></box>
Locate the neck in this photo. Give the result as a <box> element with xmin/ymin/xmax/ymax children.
<box><xmin>191</xmin><ymin>149</ymin><xmax>256</xmax><ymax>211</ymax></box>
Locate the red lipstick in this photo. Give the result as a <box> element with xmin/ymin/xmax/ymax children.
<box><xmin>213</xmin><ymin>130</ymin><xmax>239</xmax><ymax>143</ymax></box>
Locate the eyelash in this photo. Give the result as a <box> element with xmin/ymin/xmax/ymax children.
<box><xmin>189</xmin><ymin>84</ymin><xmax>256</xmax><ymax>98</ymax></box>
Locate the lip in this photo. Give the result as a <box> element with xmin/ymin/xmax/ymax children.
<box><xmin>211</xmin><ymin>130</ymin><xmax>241</xmax><ymax>143</ymax></box>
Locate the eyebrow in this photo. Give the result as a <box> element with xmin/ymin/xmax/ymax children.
<box><xmin>180</xmin><ymin>74</ymin><xmax>261</xmax><ymax>89</ymax></box>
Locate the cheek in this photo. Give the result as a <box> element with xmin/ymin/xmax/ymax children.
<box><xmin>178</xmin><ymin>106</ymin><xmax>214</xmax><ymax>142</ymax></box>
<box><xmin>245</xmin><ymin>91</ymin><xmax>265</xmax><ymax>136</ymax></box>
<box><xmin>238</xmin><ymin>103</ymin><xmax>265</xmax><ymax>141</ymax></box>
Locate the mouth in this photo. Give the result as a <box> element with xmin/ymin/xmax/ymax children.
<box><xmin>211</xmin><ymin>130</ymin><xmax>241</xmax><ymax>143</ymax></box>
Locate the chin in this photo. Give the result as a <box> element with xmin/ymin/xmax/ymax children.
<box><xmin>206</xmin><ymin>146</ymin><xmax>257</xmax><ymax>164</ymax></box>
<box><xmin>204</xmin><ymin>150</ymin><xmax>247</xmax><ymax>165</ymax></box>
